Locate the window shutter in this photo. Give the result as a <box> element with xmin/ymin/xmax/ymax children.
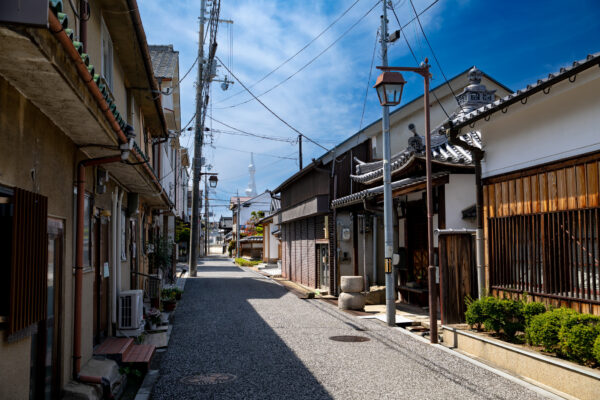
<box><xmin>8</xmin><ymin>188</ymin><xmax>48</xmax><ymax>337</ymax></box>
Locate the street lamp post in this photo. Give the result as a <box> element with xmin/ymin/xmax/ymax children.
<box><xmin>373</xmin><ymin>60</ymin><xmax>437</xmax><ymax>344</ymax></box>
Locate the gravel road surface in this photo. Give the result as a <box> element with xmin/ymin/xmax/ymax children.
<box><xmin>152</xmin><ymin>256</ymin><xmax>549</xmax><ymax>400</ymax></box>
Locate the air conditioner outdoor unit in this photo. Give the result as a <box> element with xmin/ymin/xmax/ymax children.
<box><xmin>118</xmin><ymin>290</ymin><xmax>144</xmax><ymax>330</ymax></box>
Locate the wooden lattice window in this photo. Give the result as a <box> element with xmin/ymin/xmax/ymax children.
<box><xmin>489</xmin><ymin>208</ymin><xmax>600</xmax><ymax>303</ymax></box>
<box><xmin>1</xmin><ymin>187</ymin><xmax>48</xmax><ymax>338</ymax></box>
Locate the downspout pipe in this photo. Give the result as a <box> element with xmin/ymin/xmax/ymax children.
<box><xmin>74</xmin><ymin>155</ymin><xmax>122</xmax><ymax>379</ymax></box>
<box><xmin>445</xmin><ymin>122</ymin><xmax>485</xmax><ymax>298</ymax></box>
<box><xmin>111</xmin><ymin>190</ymin><xmax>117</xmax><ymax>326</ymax></box>
<box><xmin>117</xmin><ymin>190</ymin><xmax>124</xmax><ymax>297</ymax></box>
<box><xmin>79</xmin><ymin>0</ymin><xmax>88</xmax><ymax>52</ymax></box>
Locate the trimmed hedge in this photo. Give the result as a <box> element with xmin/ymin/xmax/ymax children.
<box><xmin>594</xmin><ymin>335</ymin><xmax>600</xmax><ymax>365</ymax></box>
<box><xmin>558</xmin><ymin>313</ymin><xmax>600</xmax><ymax>365</ymax></box>
<box><xmin>466</xmin><ymin>297</ymin><xmax>600</xmax><ymax>367</ymax></box>
<box><xmin>234</xmin><ymin>258</ymin><xmax>261</xmax><ymax>266</ymax></box>
<box><xmin>465</xmin><ymin>296</ymin><xmax>546</xmax><ymax>341</ymax></box>
<box><xmin>526</xmin><ymin>308</ymin><xmax>577</xmax><ymax>353</ymax></box>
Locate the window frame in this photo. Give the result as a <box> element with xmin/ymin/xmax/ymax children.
<box><xmin>100</xmin><ymin>16</ymin><xmax>114</xmax><ymax>91</ymax></box>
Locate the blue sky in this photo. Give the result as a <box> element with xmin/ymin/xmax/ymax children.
<box><xmin>138</xmin><ymin>0</ymin><xmax>600</xmax><ymax>218</ymax></box>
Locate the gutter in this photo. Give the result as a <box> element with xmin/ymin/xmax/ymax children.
<box><xmin>125</xmin><ymin>0</ymin><xmax>169</xmax><ymax>138</ymax></box>
<box><xmin>49</xmin><ymin>9</ymin><xmax>172</xmax><ymax>208</ymax></box>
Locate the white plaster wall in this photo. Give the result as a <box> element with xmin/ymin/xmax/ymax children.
<box><xmin>269</xmin><ymin>225</ymin><xmax>279</xmax><ymax>259</ymax></box>
<box><xmin>444</xmin><ymin>174</ymin><xmax>477</xmax><ymax>229</ymax></box>
<box><xmin>480</xmin><ymin>68</ymin><xmax>600</xmax><ymax>178</ymax></box>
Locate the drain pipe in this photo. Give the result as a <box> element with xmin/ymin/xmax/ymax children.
<box><xmin>74</xmin><ymin>155</ymin><xmax>122</xmax><ymax>378</ymax></box>
<box><xmin>116</xmin><ymin>189</ymin><xmax>124</xmax><ymax>298</ymax></box>
<box><xmin>445</xmin><ymin>123</ymin><xmax>485</xmax><ymax>298</ymax></box>
<box><xmin>111</xmin><ymin>189</ymin><xmax>118</xmax><ymax>327</ymax></box>
<box><xmin>372</xmin><ymin>216</ymin><xmax>377</xmax><ymax>285</ymax></box>
<box><xmin>79</xmin><ymin>0</ymin><xmax>88</xmax><ymax>52</ymax></box>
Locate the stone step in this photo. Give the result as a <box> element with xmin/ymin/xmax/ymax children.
<box><xmin>93</xmin><ymin>337</ymin><xmax>134</xmax><ymax>363</ymax></box>
<box><xmin>122</xmin><ymin>344</ymin><xmax>156</xmax><ymax>371</ymax></box>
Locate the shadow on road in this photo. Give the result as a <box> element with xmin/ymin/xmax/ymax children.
<box><xmin>152</xmin><ymin>268</ymin><xmax>333</xmax><ymax>400</ymax></box>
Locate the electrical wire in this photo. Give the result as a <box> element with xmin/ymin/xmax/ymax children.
<box><xmin>178</xmin><ymin>56</ymin><xmax>199</xmax><ymax>84</ymax></box>
<box><xmin>214</xmin><ymin>0</ymin><xmax>381</xmax><ymax>110</ymax></box>
<box><xmin>208</xmin><ymin>116</ymin><xmax>296</xmax><ymax>143</ymax></box>
<box><xmin>214</xmin><ymin>0</ymin><xmax>364</xmax><ymax>105</ymax></box>
<box><xmin>388</xmin><ymin>1</ymin><xmax>450</xmax><ymax>118</ymax></box>
<box><xmin>407</xmin><ymin>0</ymin><xmax>466</xmax><ymax>113</ymax></box>
<box><xmin>211</xmin><ymin>144</ymin><xmax>297</xmax><ymax>160</ymax></box>
<box><xmin>215</xmin><ymin>56</ymin><xmax>329</xmax><ymax>152</ymax></box>
<box><xmin>359</xmin><ymin>29</ymin><xmax>379</xmax><ymax>130</ymax></box>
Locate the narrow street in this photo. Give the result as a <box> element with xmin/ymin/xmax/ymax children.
<box><xmin>152</xmin><ymin>256</ymin><xmax>546</xmax><ymax>400</ymax></box>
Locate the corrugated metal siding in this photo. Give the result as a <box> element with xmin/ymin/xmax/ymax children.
<box><xmin>9</xmin><ymin>188</ymin><xmax>48</xmax><ymax>336</ymax></box>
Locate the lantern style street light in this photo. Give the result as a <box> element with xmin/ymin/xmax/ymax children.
<box><xmin>373</xmin><ymin>59</ymin><xmax>437</xmax><ymax>344</ymax></box>
<box><xmin>373</xmin><ymin>71</ymin><xmax>406</xmax><ymax>106</ymax></box>
<box><xmin>209</xmin><ymin>174</ymin><xmax>218</xmax><ymax>188</ymax></box>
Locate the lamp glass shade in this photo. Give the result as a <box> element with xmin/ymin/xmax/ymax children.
<box><xmin>373</xmin><ymin>71</ymin><xmax>406</xmax><ymax>106</ymax></box>
<box><xmin>208</xmin><ymin>175</ymin><xmax>218</xmax><ymax>188</ymax></box>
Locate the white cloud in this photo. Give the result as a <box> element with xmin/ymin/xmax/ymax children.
<box><xmin>138</xmin><ymin>0</ymin><xmax>446</xmax><ymax>218</ymax></box>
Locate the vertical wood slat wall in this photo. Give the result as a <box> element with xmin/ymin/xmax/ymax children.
<box><xmin>9</xmin><ymin>187</ymin><xmax>48</xmax><ymax>336</ymax></box>
<box><xmin>483</xmin><ymin>154</ymin><xmax>600</xmax><ymax>314</ymax></box>
<box><xmin>280</xmin><ymin>216</ymin><xmax>324</xmax><ymax>289</ymax></box>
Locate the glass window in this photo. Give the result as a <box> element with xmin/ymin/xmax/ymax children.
<box><xmin>101</xmin><ymin>18</ymin><xmax>113</xmax><ymax>91</ymax></box>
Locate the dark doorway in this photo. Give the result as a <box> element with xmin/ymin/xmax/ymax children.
<box><xmin>30</xmin><ymin>218</ymin><xmax>63</xmax><ymax>399</ymax></box>
<box><xmin>318</xmin><ymin>244</ymin><xmax>329</xmax><ymax>290</ymax></box>
<box><xmin>399</xmin><ymin>200</ymin><xmax>429</xmax><ymax>306</ymax></box>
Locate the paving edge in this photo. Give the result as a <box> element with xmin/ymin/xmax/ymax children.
<box><xmin>133</xmin><ymin>369</ymin><xmax>159</xmax><ymax>400</ymax></box>
<box><xmin>392</xmin><ymin>327</ymin><xmax>567</xmax><ymax>400</ymax></box>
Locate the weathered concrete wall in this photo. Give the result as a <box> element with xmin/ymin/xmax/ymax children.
<box><xmin>0</xmin><ymin>76</ymin><xmax>77</xmax><ymax>394</ymax></box>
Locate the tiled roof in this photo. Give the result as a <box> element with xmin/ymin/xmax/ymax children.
<box><xmin>332</xmin><ymin>172</ymin><xmax>449</xmax><ymax>208</ymax></box>
<box><xmin>149</xmin><ymin>45</ymin><xmax>178</xmax><ymax>79</ymax></box>
<box><xmin>239</xmin><ymin>235</ymin><xmax>263</xmax><ymax>243</ymax></box>
<box><xmin>350</xmin><ymin>131</ymin><xmax>479</xmax><ymax>185</ymax></box>
<box><xmin>449</xmin><ymin>52</ymin><xmax>600</xmax><ymax>131</ymax></box>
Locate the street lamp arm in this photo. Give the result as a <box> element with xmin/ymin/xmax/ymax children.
<box><xmin>376</xmin><ymin>60</ymin><xmax>431</xmax><ymax>78</ymax></box>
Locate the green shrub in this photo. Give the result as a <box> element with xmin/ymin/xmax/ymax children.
<box><xmin>522</xmin><ymin>301</ymin><xmax>547</xmax><ymax>327</ymax></box>
<box><xmin>526</xmin><ymin>308</ymin><xmax>577</xmax><ymax>352</ymax></box>
<box><xmin>465</xmin><ymin>296</ymin><xmax>524</xmax><ymax>340</ymax></box>
<box><xmin>498</xmin><ymin>298</ymin><xmax>525</xmax><ymax>339</ymax></box>
<box><xmin>558</xmin><ymin>313</ymin><xmax>600</xmax><ymax>365</ymax></box>
<box><xmin>234</xmin><ymin>258</ymin><xmax>261</xmax><ymax>267</ymax></box>
<box><xmin>593</xmin><ymin>335</ymin><xmax>600</xmax><ymax>365</ymax></box>
<box><xmin>465</xmin><ymin>296</ymin><xmax>485</xmax><ymax>330</ymax></box>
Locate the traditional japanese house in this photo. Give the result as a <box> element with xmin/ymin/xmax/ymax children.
<box><xmin>275</xmin><ymin>67</ymin><xmax>510</xmax><ymax>301</ymax></box>
<box><xmin>443</xmin><ymin>52</ymin><xmax>600</xmax><ymax>315</ymax></box>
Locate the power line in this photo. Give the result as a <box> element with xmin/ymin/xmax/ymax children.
<box><xmin>214</xmin><ymin>0</ymin><xmax>364</xmax><ymax>105</ymax></box>
<box><xmin>407</xmin><ymin>0</ymin><xmax>466</xmax><ymax>113</ymax></box>
<box><xmin>359</xmin><ymin>28</ymin><xmax>379</xmax><ymax>130</ymax></box>
<box><xmin>208</xmin><ymin>115</ymin><xmax>296</xmax><ymax>143</ymax></box>
<box><xmin>215</xmin><ymin>56</ymin><xmax>330</xmax><ymax>152</ymax></box>
<box><xmin>214</xmin><ymin>0</ymin><xmax>381</xmax><ymax>110</ymax></box>
<box><xmin>388</xmin><ymin>0</ymin><xmax>451</xmax><ymax>118</ymax></box>
<box><xmin>212</xmin><ymin>144</ymin><xmax>297</xmax><ymax>160</ymax></box>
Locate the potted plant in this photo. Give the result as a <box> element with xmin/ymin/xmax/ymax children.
<box><xmin>146</xmin><ymin>308</ymin><xmax>161</xmax><ymax>330</ymax></box>
<box><xmin>161</xmin><ymin>288</ymin><xmax>177</xmax><ymax>311</ymax></box>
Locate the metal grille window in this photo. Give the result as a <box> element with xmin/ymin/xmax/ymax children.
<box><xmin>489</xmin><ymin>208</ymin><xmax>600</xmax><ymax>303</ymax></box>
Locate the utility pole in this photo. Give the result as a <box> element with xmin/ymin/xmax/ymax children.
<box><xmin>189</xmin><ymin>0</ymin><xmax>207</xmax><ymax>277</ymax></box>
<box><xmin>380</xmin><ymin>1</ymin><xmax>396</xmax><ymax>327</ymax></box>
<box><xmin>204</xmin><ymin>174</ymin><xmax>209</xmax><ymax>256</ymax></box>
<box><xmin>298</xmin><ymin>134</ymin><xmax>303</xmax><ymax>170</ymax></box>
<box><xmin>236</xmin><ymin>191</ymin><xmax>241</xmax><ymax>258</ymax></box>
